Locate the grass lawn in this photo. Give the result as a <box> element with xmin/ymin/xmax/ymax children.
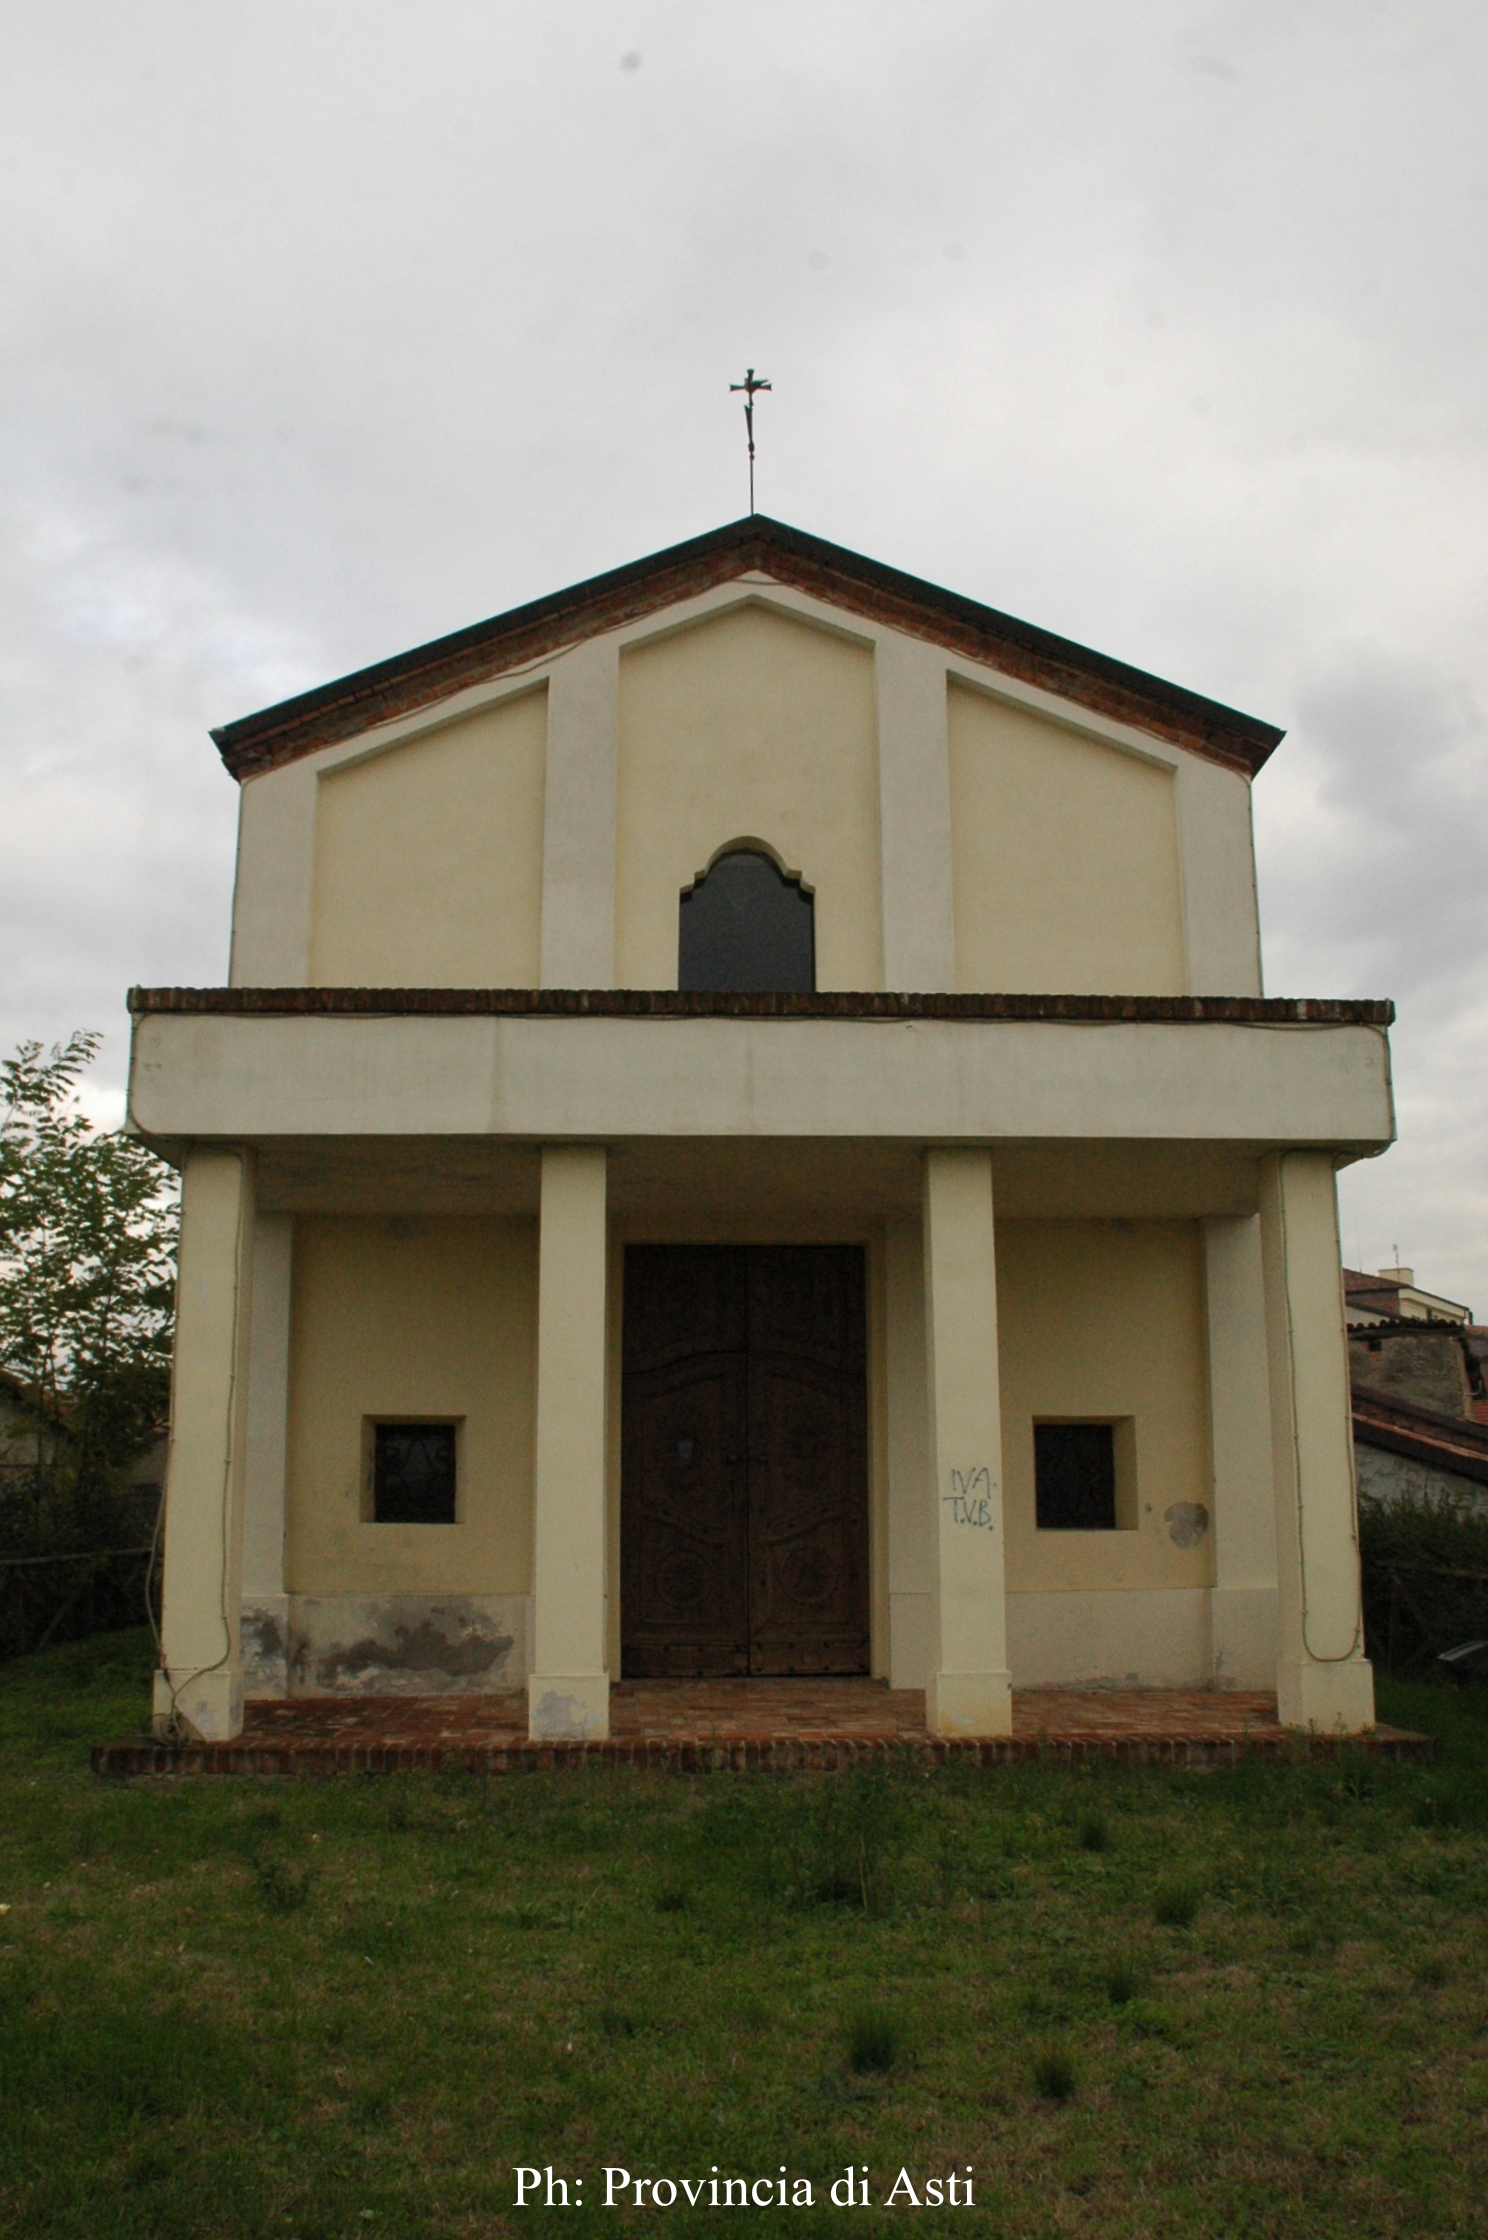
<box><xmin>3</xmin><ymin>1635</ymin><xmax>1488</xmax><ymax>2237</ymax></box>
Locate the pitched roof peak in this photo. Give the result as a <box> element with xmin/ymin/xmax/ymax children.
<box><xmin>212</xmin><ymin>515</ymin><xmax>1285</xmax><ymax>783</ymax></box>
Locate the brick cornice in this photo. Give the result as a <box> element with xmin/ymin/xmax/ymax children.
<box><xmin>128</xmin><ymin>986</ymin><xmax>1392</xmax><ymax>1026</ymax></box>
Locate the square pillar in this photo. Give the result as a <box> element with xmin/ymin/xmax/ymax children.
<box><xmin>152</xmin><ymin>1149</ymin><xmax>256</xmax><ymax>1741</ymax></box>
<box><xmin>528</xmin><ymin>1145</ymin><xmax>611</xmax><ymax>1740</ymax></box>
<box><xmin>923</xmin><ymin>1149</ymin><xmax>1012</xmax><ymax>1736</ymax></box>
<box><xmin>1203</xmin><ymin>1214</ymin><xmax>1279</xmax><ymax>1687</ymax></box>
<box><xmin>1258</xmin><ymin>1151</ymin><xmax>1375</xmax><ymax>1732</ymax></box>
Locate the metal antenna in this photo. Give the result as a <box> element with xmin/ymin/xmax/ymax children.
<box><xmin>729</xmin><ymin>367</ymin><xmax>772</xmax><ymax>512</ymax></box>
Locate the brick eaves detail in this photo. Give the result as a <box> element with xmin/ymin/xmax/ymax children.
<box><xmin>210</xmin><ymin>522</ymin><xmax>1284</xmax><ymax>784</ymax></box>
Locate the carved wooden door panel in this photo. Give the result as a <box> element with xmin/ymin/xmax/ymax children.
<box><xmin>621</xmin><ymin>1245</ymin><xmax>869</xmax><ymax>1678</ymax></box>
<box><xmin>745</xmin><ymin>1247</ymin><xmax>870</xmax><ymax>1676</ymax></box>
<box><xmin>621</xmin><ymin>1247</ymin><xmax>750</xmax><ymax>1676</ymax></box>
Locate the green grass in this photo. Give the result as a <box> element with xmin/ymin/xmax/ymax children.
<box><xmin>3</xmin><ymin>1636</ymin><xmax>1488</xmax><ymax>2236</ymax></box>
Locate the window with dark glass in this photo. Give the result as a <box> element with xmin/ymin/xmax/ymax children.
<box><xmin>678</xmin><ymin>848</ymin><xmax>815</xmax><ymax>992</ymax></box>
<box><xmin>372</xmin><ymin>1422</ymin><xmax>457</xmax><ymax>1524</ymax></box>
<box><xmin>1035</xmin><ymin>1422</ymin><xmax>1117</xmax><ymax>1530</ymax></box>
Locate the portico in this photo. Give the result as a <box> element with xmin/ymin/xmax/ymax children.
<box><xmin>136</xmin><ymin>986</ymin><xmax>1388</xmax><ymax>1746</ymax></box>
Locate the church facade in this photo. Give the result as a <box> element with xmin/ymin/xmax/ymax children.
<box><xmin>132</xmin><ymin>517</ymin><xmax>1392</xmax><ymax>1742</ymax></box>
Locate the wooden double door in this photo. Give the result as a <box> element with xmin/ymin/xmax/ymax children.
<box><xmin>621</xmin><ymin>1245</ymin><xmax>870</xmax><ymax>1678</ymax></box>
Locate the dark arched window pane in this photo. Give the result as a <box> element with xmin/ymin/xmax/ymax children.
<box><xmin>678</xmin><ymin>849</ymin><xmax>815</xmax><ymax>992</ymax></box>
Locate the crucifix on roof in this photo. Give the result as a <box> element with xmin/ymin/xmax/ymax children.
<box><xmin>729</xmin><ymin>367</ymin><xmax>772</xmax><ymax>513</ymax></box>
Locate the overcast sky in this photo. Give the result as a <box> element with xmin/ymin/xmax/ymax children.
<box><xmin>3</xmin><ymin>1</ymin><xmax>1485</xmax><ymax>1304</ymax></box>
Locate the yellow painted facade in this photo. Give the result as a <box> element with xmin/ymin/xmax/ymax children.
<box><xmin>272</xmin><ymin>1207</ymin><xmax>1219</xmax><ymax>1632</ymax></box>
<box><xmin>997</xmin><ymin>1220</ymin><xmax>1210</xmax><ymax>1595</ymax></box>
<box><xmin>310</xmin><ymin>690</ymin><xmax>547</xmax><ymax>987</ymax></box>
<box><xmin>615</xmin><ymin>604</ymin><xmax>883</xmax><ymax>990</ymax></box>
<box><xmin>285</xmin><ymin>1216</ymin><xmax>536</xmax><ymax>1597</ymax></box>
<box><xmin>947</xmin><ymin>683</ymin><xmax>1185</xmax><ymax>995</ymax></box>
<box><xmin>138</xmin><ymin>523</ymin><xmax>1389</xmax><ymax>1741</ymax></box>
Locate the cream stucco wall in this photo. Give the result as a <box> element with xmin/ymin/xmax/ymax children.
<box><xmin>998</xmin><ymin>1219</ymin><xmax>1213</xmax><ymax>1595</ymax></box>
<box><xmin>224</xmin><ymin>578</ymin><xmax>1266</xmax><ymax>999</ymax></box>
<box><xmin>614</xmin><ymin>603</ymin><xmax>884</xmax><ymax>990</ymax></box>
<box><xmin>285</xmin><ymin>1216</ymin><xmax>536</xmax><ymax>1596</ymax></box>
<box><xmin>309</xmin><ymin>690</ymin><xmax>547</xmax><ymax>987</ymax></box>
<box><xmin>948</xmin><ymin>682</ymin><xmax>1186</xmax><ymax>995</ymax></box>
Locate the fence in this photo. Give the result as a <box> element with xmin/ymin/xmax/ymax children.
<box><xmin>1359</xmin><ymin>1495</ymin><xmax>1488</xmax><ymax>1670</ymax></box>
<box><xmin>0</xmin><ymin>1545</ymin><xmax>159</xmax><ymax>1662</ymax></box>
<box><xmin>4</xmin><ymin>1507</ymin><xmax>1485</xmax><ymax>1675</ymax></box>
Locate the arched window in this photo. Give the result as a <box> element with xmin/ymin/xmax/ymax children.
<box><xmin>678</xmin><ymin>847</ymin><xmax>815</xmax><ymax>993</ymax></box>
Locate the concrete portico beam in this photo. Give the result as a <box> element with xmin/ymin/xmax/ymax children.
<box><xmin>923</xmin><ymin>1148</ymin><xmax>1012</xmax><ymax>1736</ymax></box>
<box><xmin>1259</xmin><ymin>1151</ymin><xmax>1375</xmax><ymax>1733</ymax></box>
<box><xmin>127</xmin><ymin>1011</ymin><xmax>1397</xmax><ymax>1154</ymax></box>
<box><xmin>153</xmin><ymin>1149</ymin><xmax>256</xmax><ymax>1741</ymax></box>
<box><xmin>528</xmin><ymin>1145</ymin><xmax>611</xmax><ymax>1740</ymax></box>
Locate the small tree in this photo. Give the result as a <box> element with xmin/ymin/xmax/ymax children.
<box><xmin>0</xmin><ymin>1033</ymin><xmax>178</xmax><ymax>1562</ymax></box>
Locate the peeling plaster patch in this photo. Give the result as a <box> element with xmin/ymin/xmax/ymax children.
<box><xmin>1165</xmin><ymin>1502</ymin><xmax>1210</xmax><ymax>1550</ymax></box>
<box><xmin>241</xmin><ymin>1598</ymin><xmax>290</xmax><ymax>1698</ymax></box>
<box><xmin>244</xmin><ymin>1610</ymin><xmax>284</xmax><ymax>1657</ymax></box>
<box><xmin>315</xmin><ymin>1614</ymin><xmax>513</xmax><ymax>1692</ymax></box>
<box><xmin>287</xmin><ymin>1595</ymin><xmax>522</xmax><ymax>1696</ymax></box>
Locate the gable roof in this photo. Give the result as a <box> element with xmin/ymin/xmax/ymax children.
<box><xmin>211</xmin><ymin>515</ymin><xmax>1286</xmax><ymax>783</ymax></box>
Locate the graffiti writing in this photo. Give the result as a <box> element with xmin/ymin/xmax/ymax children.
<box><xmin>943</xmin><ymin>1466</ymin><xmax>995</xmax><ymax>1529</ymax></box>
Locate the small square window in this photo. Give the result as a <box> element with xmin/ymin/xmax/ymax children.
<box><xmin>372</xmin><ymin>1422</ymin><xmax>457</xmax><ymax>1524</ymax></box>
<box><xmin>1035</xmin><ymin>1422</ymin><xmax>1118</xmax><ymax>1530</ymax></box>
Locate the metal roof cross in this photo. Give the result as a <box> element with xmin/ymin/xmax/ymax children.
<box><xmin>729</xmin><ymin>367</ymin><xmax>772</xmax><ymax>513</ymax></box>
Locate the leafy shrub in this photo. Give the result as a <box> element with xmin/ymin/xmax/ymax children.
<box><xmin>1077</xmin><ymin>1812</ymin><xmax>1110</xmax><ymax>1853</ymax></box>
<box><xmin>0</xmin><ymin>1033</ymin><xmax>177</xmax><ymax>1658</ymax></box>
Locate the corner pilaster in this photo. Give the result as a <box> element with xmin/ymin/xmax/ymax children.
<box><xmin>1203</xmin><ymin>1213</ymin><xmax>1279</xmax><ymax>1687</ymax></box>
<box><xmin>240</xmin><ymin>1213</ymin><xmax>294</xmax><ymax>1699</ymax></box>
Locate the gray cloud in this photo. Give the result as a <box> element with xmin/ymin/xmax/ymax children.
<box><xmin>2</xmin><ymin>0</ymin><xmax>1485</xmax><ymax>1299</ymax></box>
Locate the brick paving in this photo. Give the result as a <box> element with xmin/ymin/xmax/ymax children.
<box><xmin>93</xmin><ymin>1677</ymin><xmax>1430</xmax><ymax>1776</ymax></box>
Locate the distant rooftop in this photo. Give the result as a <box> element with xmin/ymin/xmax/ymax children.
<box><xmin>1343</xmin><ymin>1266</ymin><xmax>1473</xmax><ymax>1327</ymax></box>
